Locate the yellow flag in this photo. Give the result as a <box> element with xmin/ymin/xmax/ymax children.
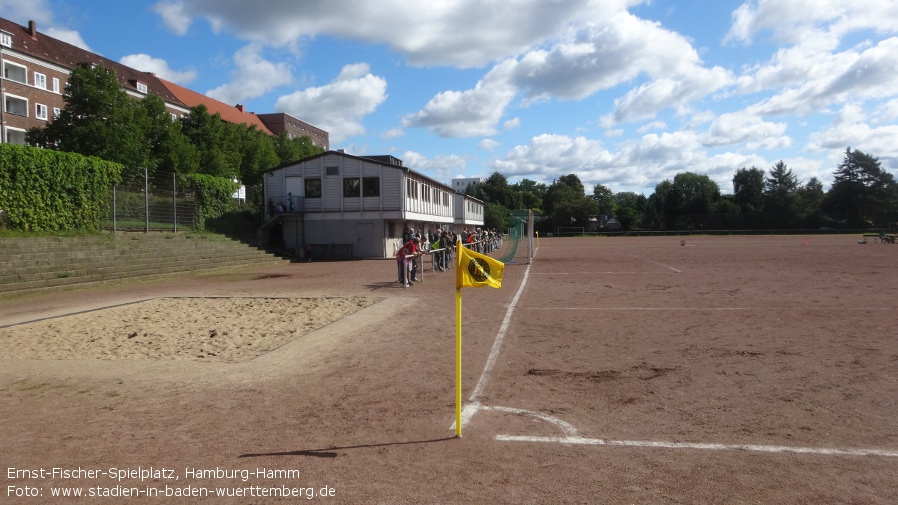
<box><xmin>456</xmin><ymin>240</ymin><xmax>504</xmax><ymax>289</ymax></box>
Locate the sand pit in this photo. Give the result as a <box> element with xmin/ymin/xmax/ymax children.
<box><xmin>0</xmin><ymin>296</ymin><xmax>380</xmax><ymax>362</ymax></box>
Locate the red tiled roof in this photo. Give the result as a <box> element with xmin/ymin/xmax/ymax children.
<box><xmin>0</xmin><ymin>18</ymin><xmax>184</xmax><ymax>106</ymax></box>
<box><xmin>156</xmin><ymin>78</ymin><xmax>273</xmax><ymax>134</ymax></box>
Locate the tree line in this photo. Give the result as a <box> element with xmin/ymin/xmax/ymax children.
<box><xmin>466</xmin><ymin>148</ymin><xmax>898</xmax><ymax>233</ymax></box>
<box><xmin>26</xmin><ymin>64</ymin><xmax>323</xmax><ymax>191</ymax></box>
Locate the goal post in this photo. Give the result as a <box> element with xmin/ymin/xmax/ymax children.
<box><xmin>498</xmin><ymin>210</ymin><xmax>534</xmax><ymax>264</ymax></box>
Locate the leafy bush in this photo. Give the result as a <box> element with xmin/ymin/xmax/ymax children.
<box><xmin>0</xmin><ymin>144</ymin><xmax>122</xmax><ymax>231</ymax></box>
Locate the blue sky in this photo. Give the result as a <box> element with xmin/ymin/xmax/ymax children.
<box><xmin>2</xmin><ymin>0</ymin><xmax>897</xmax><ymax>195</ymax></box>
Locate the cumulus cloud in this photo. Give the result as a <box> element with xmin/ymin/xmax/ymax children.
<box><xmin>119</xmin><ymin>54</ymin><xmax>197</xmax><ymax>84</ymax></box>
<box><xmin>701</xmin><ymin>111</ymin><xmax>789</xmax><ymax>149</ymax></box>
<box><xmin>401</xmin><ymin>72</ymin><xmax>516</xmax><ymax>138</ymax></box>
<box><xmin>153</xmin><ymin>0</ymin><xmax>192</xmax><ymax>35</ymax></box>
<box><xmin>725</xmin><ymin>0</ymin><xmax>898</xmax><ymax>45</ymax></box>
<box><xmin>399</xmin><ymin>151</ymin><xmax>468</xmax><ymax>181</ymax></box>
<box><xmin>206</xmin><ymin>44</ymin><xmax>293</xmax><ymax>105</ymax></box>
<box><xmin>151</xmin><ymin>0</ymin><xmax>638</xmax><ymax>68</ymax></box>
<box><xmin>44</xmin><ymin>28</ymin><xmax>91</xmax><ymax>51</ymax></box>
<box><xmin>275</xmin><ymin>63</ymin><xmax>388</xmax><ymax>143</ymax></box>
<box><xmin>479</xmin><ymin>139</ymin><xmax>500</xmax><ymax>152</ymax></box>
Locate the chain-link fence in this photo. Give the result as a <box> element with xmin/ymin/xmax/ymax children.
<box><xmin>104</xmin><ymin>168</ymin><xmax>197</xmax><ymax>232</ymax></box>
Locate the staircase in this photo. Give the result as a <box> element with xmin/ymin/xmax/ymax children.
<box><xmin>0</xmin><ymin>232</ymin><xmax>290</xmax><ymax>298</ymax></box>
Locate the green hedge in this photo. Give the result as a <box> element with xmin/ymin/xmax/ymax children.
<box><xmin>0</xmin><ymin>145</ymin><xmax>122</xmax><ymax>231</ymax></box>
<box><xmin>185</xmin><ymin>173</ymin><xmax>239</xmax><ymax>230</ymax></box>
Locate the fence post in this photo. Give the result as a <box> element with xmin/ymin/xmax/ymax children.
<box><xmin>112</xmin><ymin>185</ymin><xmax>117</xmax><ymax>233</ymax></box>
<box><xmin>172</xmin><ymin>172</ymin><xmax>177</xmax><ymax>233</ymax></box>
<box><xmin>144</xmin><ymin>167</ymin><xmax>149</xmax><ymax>233</ymax></box>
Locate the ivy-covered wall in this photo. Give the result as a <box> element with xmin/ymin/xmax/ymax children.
<box><xmin>0</xmin><ymin>144</ymin><xmax>122</xmax><ymax>231</ymax></box>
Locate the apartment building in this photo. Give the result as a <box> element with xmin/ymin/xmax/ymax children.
<box><xmin>0</xmin><ymin>17</ymin><xmax>326</xmax><ymax>147</ymax></box>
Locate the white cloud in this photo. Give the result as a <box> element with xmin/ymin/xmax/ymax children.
<box><xmin>152</xmin><ymin>0</ymin><xmax>192</xmax><ymax>36</ymax></box>
<box><xmin>399</xmin><ymin>151</ymin><xmax>468</xmax><ymax>182</ymax></box>
<box><xmin>382</xmin><ymin>127</ymin><xmax>405</xmax><ymax>139</ymax></box>
<box><xmin>156</xmin><ymin>0</ymin><xmax>638</xmax><ymax>68</ymax></box>
<box><xmin>725</xmin><ymin>0</ymin><xmax>898</xmax><ymax>45</ymax></box>
<box><xmin>401</xmin><ymin>71</ymin><xmax>516</xmax><ymax>138</ymax></box>
<box><xmin>275</xmin><ymin>63</ymin><xmax>388</xmax><ymax>143</ymax></box>
<box><xmin>44</xmin><ymin>27</ymin><xmax>91</xmax><ymax>51</ymax></box>
<box><xmin>701</xmin><ymin>111</ymin><xmax>789</xmax><ymax>149</ymax></box>
<box><xmin>206</xmin><ymin>44</ymin><xmax>294</xmax><ymax>105</ymax></box>
<box><xmin>119</xmin><ymin>54</ymin><xmax>197</xmax><ymax>84</ymax></box>
<box><xmin>503</xmin><ymin>117</ymin><xmax>521</xmax><ymax>131</ymax></box>
<box><xmin>637</xmin><ymin>121</ymin><xmax>666</xmax><ymax>134</ymax></box>
<box><xmin>479</xmin><ymin>139</ymin><xmax>500</xmax><ymax>152</ymax></box>
<box><xmin>807</xmin><ymin>121</ymin><xmax>898</xmax><ymax>161</ymax></box>
<box><xmin>490</xmin><ymin>134</ymin><xmax>615</xmax><ymax>183</ymax></box>
<box><xmin>745</xmin><ymin>37</ymin><xmax>898</xmax><ymax>118</ymax></box>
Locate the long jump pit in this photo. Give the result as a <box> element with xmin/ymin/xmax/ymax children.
<box><xmin>0</xmin><ymin>296</ymin><xmax>381</xmax><ymax>363</ymax></box>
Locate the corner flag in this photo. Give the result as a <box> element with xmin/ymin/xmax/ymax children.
<box><xmin>453</xmin><ymin>240</ymin><xmax>504</xmax><ymax>438</ymax></box>
<box><xmin>456</xmin><ymin>243</ymin><xmax>504</xmax><ymax>289</ymax></box>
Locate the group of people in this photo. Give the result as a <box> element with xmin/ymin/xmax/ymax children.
<box><xmin>395</xmin><ymin>227</ymin><xmax>459</xmax><ymax>287</ymax></box>
<box><xmin>394</xmin><ymin>226</ymin><xmax>503</xmax><ymax>287</ymax></box>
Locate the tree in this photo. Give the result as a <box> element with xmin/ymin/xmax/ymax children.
<box><xmin>648</xmin><ymin>172</ymin><xmax>720</xmax><ymax>229</ymax></box>
<box><xmin>236</xmin><ymin>126</ymin><xmax>280</xmax><ymax>186</ymax></box>
<box><xmin>613</xmin><ymin>191</ymin><xmax>646</xmax><ymax>230</ymax></box>
<box><xmin>826</xmin><ymin>147</ymin><xmax>897</xmax><ymax>227</ymax></box>
<box><xmin>273</xmin><ymin>132</ymin><xmax>324</xmax><ymax>165</ymax></box>
<box><xmin>592</xmin><ymin>184</ymin><xmax>618</xmax><ymax>220</ymax></box>
<box><xmin>733</xmin><ymin>166</ymin><xmax>765</xmax><ymax>214</ymax></box>
<box><xmin>512</xmin><ymin>178</ymin><xmax>547</xmax><ymax>214</ymax></box>
<box><xmin>544</xmin><ymin>174</ymin><xmax>597</xmax><ymax>231</ymax></box>
<box><xmin>27</xmin><ymin>64</ymin><xmax>152</xmax><ymax>168</ymax></box>
<box><xmin>179</xmin><ymin>105</ymin><xmax>243</xmax><ymax>179</ymax></box>
<box><xmin>764</xmin><ymin>160</ymin><xmax>799</xmax><ymax>228</ymax></box>
<box><xmin>796</xmin><ymin>177</ymin><xmax>825</xmax><ymax>228</ymax></box>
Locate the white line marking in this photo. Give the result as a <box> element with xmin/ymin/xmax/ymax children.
<box><xmin>481</xmin><ymin>406</ymin><xmax>578</xmax><ymax>437</ymax></box>
<box><xmin>450</xmin><ymin>255</ymin><xmax>534</xmax><ymax>432</ymax></box>
<box><xmin>518</xmin><ymin>307</ymin><xmax>896</xmax><ymax>311</ymax></box>
<box><xmin>495</xmin><ymin>435</ymin><xmax>898</xmax><ymax>458</ymax></box>
<box><xmin>627</xmin><ymin>253</ymin><xmax>681</xmax><ymax>273</ymax></box>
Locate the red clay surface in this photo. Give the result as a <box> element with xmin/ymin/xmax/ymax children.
<box><xmin>2</xmin><ymin>235</ymin><xmax>897</xmax><ymax>504</ymax></box>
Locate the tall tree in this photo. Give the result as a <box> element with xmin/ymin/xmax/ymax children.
<box><xmin>733</xmin><ymin>166</ymin><xmax>765</xmax><ymax>214</ymax></box>
<box><xmin>613</xmin><ymin>191</ymin><xmax>646</xmax><ymax>230</ymax></box>
<box><xmin>763</xmin><ymin>161</ymin><xmax>799</xmax><ymax>227</ymax></box>
<box><xmin>826</xmin><ymin>147</ymin><xmax>897</xmax><ymax>227</ymax></box>
<box><xmin>179</xmin><ymin>105</ymin><xmax>243</xmax><ymax>179</ymax></box>
<box><xmin>649</xmin><ymin>172</ymin><xmax>720</xmax><ymax>229</ymax></box>
<box><xmin>592</xmin><ymin>184</ymin><xmax>618</xmax><ymax>220</ymax></box>
<box><xmin>26</xmin><ymin>64</ymin><xmax>152</xmax><ymax>168</ymax></box>
<box><xmin>512</xmin><ymin>178</ymin><xmax>547</xmax><ymax>214</ymax></box>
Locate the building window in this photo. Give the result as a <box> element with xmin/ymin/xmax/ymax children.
<box><xmin>4</xmin><ymin>94</ymin><xmax>28</xmax><ymax>116</ymax></box>
<box><xmin>34</xmin><ymin>72</ymin><xmax>46</xmax><ymax>89</ymax></box>
<box><xmin>343</xmin><ymin>177</ymin><xmax>360</xmax><ymax>197</ymax></box>
<box><xmin>304</xmin><ymin>178</ymin><xmax>321</xmax><ymax>198</ymax></box>
<box><xmin>35</xmin><ymin>103</ymin><xmax>48</xmax><ymax>120</ymax></box>
<box><xmin>5</xmin><ymin>128</ymin><xmax>26</xmax><ymax>145</ymax></box>
<box><xmin>362</xmin><ymin>177</ymin><xmax>380</xmax><ymax>197</ymax></box>
<box><xmin>0</xmin><ymin>32</ymin><xmax>11</xmax><ymax>48</ymax></box>
<box><xmin>52</xmin><ymin>78</ymin><xmax>60</xmax><ymax>93</ymax></box>
<box><xmin>136</xmin><ymin>82</ymin><xmax>148</xmax><ymax>93</ymax></box>
<box><xmin>53</xmin><ymin>107</ymin><xmax>61</xmax><ymax>119</ymax></box>
<box><xmin>3</xmin><ymin>61</ymin><xmax>27</xmax><ymax>83</ymax></box>
<box><xmin>325</xmin><ymin>166</ymin><xmax>339</xmax><ymax>176</ymax></box>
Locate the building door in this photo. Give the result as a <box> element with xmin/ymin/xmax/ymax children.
<box><xmin>285</xmin><ymin>176</ymin><xmax>303</xmax><ymax>212</ymax></box>
<box><xmin>355</xmin><ymin>222</ymin><xmax>376</xmax><ymax>258</ymax></box>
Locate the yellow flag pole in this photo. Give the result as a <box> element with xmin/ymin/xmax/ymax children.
<box><xmin>455</xmin><ymin>287</ymin><xmax>462</xmax><ymax>437</ymax></box>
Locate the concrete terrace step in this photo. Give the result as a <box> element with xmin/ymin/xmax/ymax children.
<box><xmin>0</xmin><ymin>232</ymin><xmax>290</xmax><ymax>298</ymax></box>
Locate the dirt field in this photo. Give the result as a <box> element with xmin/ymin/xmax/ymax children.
<box><xmin>2</xmin><ymin>235</ymin><xmax>897</xmax><ymax>504</ymax></box>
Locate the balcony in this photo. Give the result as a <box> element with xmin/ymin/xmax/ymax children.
<box><xmin>265</xmin><ymin>194</ymin><xmax>304</xmax><ymax>223</ymax></box>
